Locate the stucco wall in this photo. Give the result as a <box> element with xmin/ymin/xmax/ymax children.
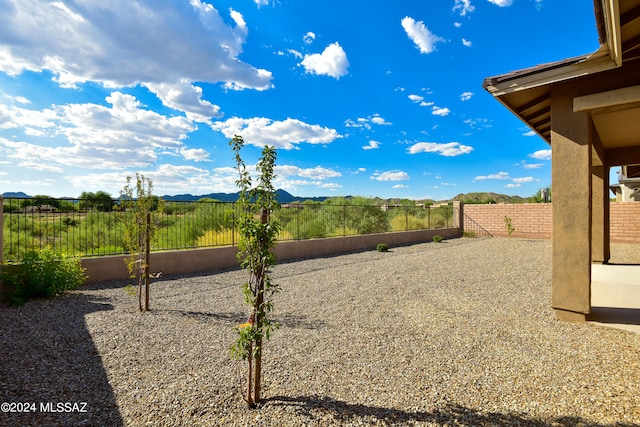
<box><xmin>82</xmin><ymin>227</ymin><xmax>460</xmax><ymax>282</ymax></box>
<box><xmin>463</xmin><ymin>202</ymin><xmax>640</xmax><ymax>242</ymax></box>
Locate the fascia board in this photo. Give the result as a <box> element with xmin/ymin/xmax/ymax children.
<box><xmin>485</xmin><ymin>49</ymin><xmax>616</xmax><ymax>96</ymax></box>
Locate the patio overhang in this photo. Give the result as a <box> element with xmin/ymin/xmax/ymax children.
<box><xmin>482</xmin><ymin>0</ymin><xmax>640</xmax><ymax>324</ymax></box>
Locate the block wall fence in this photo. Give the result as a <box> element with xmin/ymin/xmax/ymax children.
<box><xmin>462</xmin><ymin>202</ymin><xmax>640</xmax><ymax>242</ymax></box>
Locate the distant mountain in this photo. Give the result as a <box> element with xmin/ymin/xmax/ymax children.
<box><xmin>2</xmin><ymin>192</ymin><xmax>30</xmax><ymax>198</ymax></box>
<box><xmin>161</xmin><ymin>189</ymin><xmax>328</xmax><ymax>203</ymax></box>
<box><xmin>3</xmin><ymin>190</ymin><xmax>534</xmax><ymax>204</ymax></box>
<box><xmin>451</xmin><ymin>192</ymin><xmax>531</xmax><ymax>204</ymax></box>
<box><xmin>162</xmin><ymin>192</ymin><xmax>239</xmax><ymax>202</ymax></box>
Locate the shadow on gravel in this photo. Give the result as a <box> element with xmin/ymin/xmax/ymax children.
<box><xmin>159</xmin><ymin>308</ymin><xmax>247</xmax><ymax>325</ymax></box>
<box><xmin>264</xmin><ymin>395</ymin><xmax>633</xmax><ymax>427</ymax></box>
<box><xmin>275</xmin><ymin>313</ymin><xmax>328</xmax><ymax>330</ymax></box>
<box><xmin>155</xmin><ymin>309</ymin><xmax>327</xmax><ymax>331</ymax></box>
<box><xmin>0</xmin><ymin>294</ymin><xmax>124</xmax><ymax>426</ymax></box>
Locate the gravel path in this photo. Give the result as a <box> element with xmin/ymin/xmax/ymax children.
<box><xmin>1</xmin><ymin>237</ymin><xmax>639</xmax><ymax>426</ymax></box>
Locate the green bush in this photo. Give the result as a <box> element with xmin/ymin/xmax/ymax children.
<box><xmin>433</xmin><ymin>235</ymin><xmax>444</xmax><ymax>243</ymax></box>
<box><xmin>1</xmin><ymin>247</ymin><xmax>86</xmax><ymax>306</ymax></box>
<box><xmin>376</xmin><ymin>243</ymin><xmax>389</xmax><ymax>252</ymax></box>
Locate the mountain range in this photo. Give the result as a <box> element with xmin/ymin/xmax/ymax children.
<box><xmin>2</xmin><ymin>190</ymin><xmax>535</xmax><ymax>204</ymax></box>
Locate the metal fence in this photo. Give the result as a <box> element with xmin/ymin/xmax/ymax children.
<box><xmin>1</xmin><ymin>197</ymin><xmax>456</xmax><ymax>262</ymax></box>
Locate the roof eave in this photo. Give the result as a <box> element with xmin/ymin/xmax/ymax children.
<box><xmin>483</xmin><ymin>0</ymin><xmax>622</xmax><ymax>97</ymax></box>
<box><xmin>482</xmin><ymin>47</ymin><xmax>615</xmax><ymax>97</ymax></box>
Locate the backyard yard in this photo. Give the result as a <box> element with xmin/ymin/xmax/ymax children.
<box><xmin>1</xmin><ymin>237</ymin><xmax>639</xmax><ymax>426</ymax></box>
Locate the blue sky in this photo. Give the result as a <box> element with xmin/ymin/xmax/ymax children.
<box><xmin>0</xmin><ymin>0</ymin><xmax>604</xmax><ymax>200</ymax></box>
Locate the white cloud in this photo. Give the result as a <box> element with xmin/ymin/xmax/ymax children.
<box><xmin>431</xmin><ymin>106</ymin><xmax>451</xmax><ymax>116</ymax></box>
<box><xmin>475</xmin><ymin>172</ymin><xmax>536</xmax><ymax>188</ymax></box>
<box><xmin>512</xmin><ymin>177</ymin><xmax>535</xmax><ymax>184</ymax></box>
<box><xmin>180</xmin><ymin>147</ymin><xmax>211</xmax><ymax>162</ymax></box>
<box><xmin>522</xmin><ymin>130</ymin><xmax>536</xmax><ymax>137</ymax></box>
<box><xmin>287</xmin><ymin>165</ymin><xmax>342</xmax><ymax>180</ymax></box>
<box><xmin>18</xmin><ymin>161</ymin><xmax>64</xmax><ymax>173</ymax></box>
<box><xmin>254</xmin><ymin>0</ymin><xmax>269</xmax><ymax>6</ymax></box>
<box><xmin>520</xmin><ymin>161</ymin><xmax>543</xmax><ymax>169</ymax></box>
<box><xmin>345</xmin><ymin>119</ymin><xmax>369</xmax><ymax>129</ymax></box>
<box><xmin>392</xmin><ymin>184</ymin><xmax>409</xmax><ymax>189</ymax></box>
<box><xmin>211</xmin><ymin>117</ymin><xmax>342</xmax><ymax>149</ymax></box>
<box><xmin>363</xmin><ymin>140</ymin><xmax>381</xmax><ymax>150</ymax></box>
<box><xmin>66</xmin><ymin>164</ymin><xmax>219</xmax><ymax>195</ymax></box>
<box><xmin>300</xmin><ymin>42</ymin><xmax>349</xmax><ymax>79</ymax></box>
<box><xmin>0</xmin><ymin>92</ymin><xmax>197</xmax><ymax>172</ymax></box>
<box><xmin>0</xmin><ymin>104</ymin><xmax>57</xmax><ymax>130</ymax></box>
<box><xmin>5</xmin><ymin>95</ymin><xmax>31</xmax><ymax>105</ymax></box>
<box><xmin>475</xmin><ymin>171</ymin><xmax>510</xmax><ymax>180</ymax></box>
<box><xmin>287</xmin><ymin>49</ymin><xmax>303</xmax><ymax>59</ymax></box>
<box><xmin>401</xmin><ymin>16</ymin><xmax>445</xmax><ymax>54</ymax></box>
<box><xmin>505</xmin><ymin>176</ymin><xmax>536</xmax><ymax>188</ymax></box>
<box><xmin>487</xmin><ymin>0</ymin><xmax>514</xmax><ymax>6</ymax></box>
<box><xmin>408</xmin><ymin>94</ymin><xmax>425</xmax><ymax>103</ymax></box>
<box><xmin>462</xmin><ymin>38</ymin><xmax>472</xmax><ymax>47</ymax></box>
<box><xmin>0</xmin><ymin>1</ymin><xmax>273</xmax><ymax>112</ymax></box>
<box><xmin>229</xmin><ymin>8</ymin><xmax>248</xmax><ymax>34</ymax></box>
<box><xmin>464</xmin><ymin>117</ymin><xmax>492</xmax><ymax>130</ymax></box>
<box><xmin>303</xmin><ymin>32</ymin><xmax>316</xmax><ymax>44</ymax></box>
<box><xmin>460</xmin><ymin>92</ymin><xmax>474</xmax><ymax>101</ymax></box>
<box><xmin>453</xmin><ymin>0</ymin><xmax>475</xmax><ymax>16</ymax></box>
<box><xmin>370</xmin><ymin>114</ymin><xmax>391</xmax><ymax>125</ymax></box>
<box><xmin>408</xmin><ymin>142</ymin><xmax>473</xmax><ymax>156</ymax></box>
<box><xmin>276</xmin><ymin>178</ymin><xmax>342</xmax><ymax>192</ymax></box>
<box><xmin>345</xmin><ymin>114</ymin><xmax>390</xmax><ymax>130</ymax></box>
<box><xmin>529</xmin><ymin>149</ymin><xmax>552</xmax><ymax>160</ymax></box>
<box><xmin>146</xmin><ymin>80</ymin><xmax>222</xmax><ymax>123</ymax></box>
<box><xmin>273</xmin><ymin>166</ymin><xmax>342</xmax><ymax>192</ymax></box>
<box><xmin>371</xmin><ymin>170</ymin><xmax>410</xmax><ymax>181</ymax></box>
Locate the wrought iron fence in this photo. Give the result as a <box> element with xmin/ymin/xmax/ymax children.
<box><xmin>462</xmin><ymin>213</ymin><xmax>493</xmax><ymax>238</ymax></box>
<box><xmin>1</xmin><ymin>197</ymin><xmax>456</xmax><ymax>262</ymax></box>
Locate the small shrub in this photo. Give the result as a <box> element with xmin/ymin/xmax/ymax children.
<box><xmin>433</xmin><ymin>235</ymin><xmax>444</xmax><ymax>243</ymax></box>
<box><xmin>463</xmin><ymin>231</ymin><xmax>476</xmax><ymax>238</ymax></box>
<box><xmin>63</xmin><ymin>217</ymin><xmax>78</xmax><ymax>227</ymax></box>
<box><xmin>504</xmin><ymin>216</ymin><xmax>515</xmax><ymax>237</ymax></box>
<box><xmin>376</xmin><ymin>243</ymin><xmax>389</xmax><ymax>252</ymax></box>
<box><xmin>124</xmin><ymin>284</ymin><xmax>137</xmax><ymax>297</ymax></box>
<box><xmin>1</xmin><ymin>247</ymin><xmax>86</xmax><ymax>306</ymax></box>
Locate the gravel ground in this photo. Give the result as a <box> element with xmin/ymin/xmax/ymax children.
<box><xmin>1</xmin><ymin>237</ymin><xmax>639</xmax><ymax>426</ymax></box>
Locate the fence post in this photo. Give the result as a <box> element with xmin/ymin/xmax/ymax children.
<box><xmin>452</xmin><ymin>201</ymin><xmax>462</xmax><ymax>234</ymax></box>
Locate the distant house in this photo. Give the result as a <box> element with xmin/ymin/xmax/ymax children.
<box><xmin>24</xmin><ymin>205</ymin><xmax>56</xmax><ymax>213</ymax></box>
<box><xmin>611</xmin><ymin>165</ymin><xmax>640</xmax><ymax>201</ymax></box>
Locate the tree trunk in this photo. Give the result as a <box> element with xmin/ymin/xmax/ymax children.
<box><xmin>144</xmin><ymin>213</ymin><xmax>151</xmax><ymax>311</ymax></box>
<box><xmin>252</xmin><ymin>208</ymin><xmax>268</xmax><ymax>404</ymax></box>
<box><xmin>253</xmin><ymin>290</ymin><xmax>263</xmax><ymax>404</ymax></box>
<box><xmin>247</xmin><ymin>342</ymin><xmax>254</xmax><ymax>407</ymax></box>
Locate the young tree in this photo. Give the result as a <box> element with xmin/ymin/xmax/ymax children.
<box><xmin>120</xmin><ymin>174</ymin><xmax>162</xmax><ymax>312</ymax></box>
<box><xmin>229</xmin><ymin>135</ymin><xmax>280</xmax><ymax>407</ymax></box>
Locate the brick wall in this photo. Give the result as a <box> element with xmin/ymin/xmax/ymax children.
<box><xmin>610</xmin><ymin>202</ymin><xmax>640</xmax><ymax>243</ymax></box>
<box><xmin>463</xmin><ymin>203</ymin><xmax>552</xmax><ymax>239</ymax></box>
<box><xmin>463</xmin><ymin>202</ymin><xmax>640</xmax><ymax>242</ymax></box>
